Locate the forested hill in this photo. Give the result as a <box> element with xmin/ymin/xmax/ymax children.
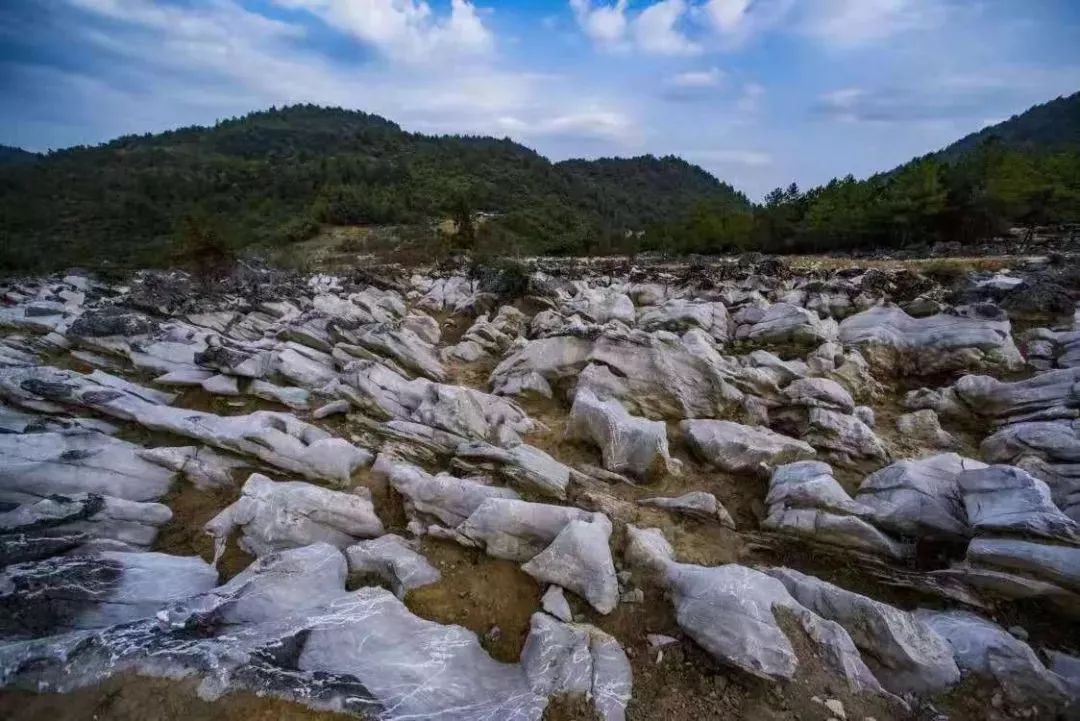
<box><xmin>938</xmin><ymin>91</ymin><xmax>1080</xmax><ymax>160</ymax></box>
<box><xmin>0</xmin><ymin>145</ymin><xmax>38</xmax><ymax>166</ymax></box>
<box><xmin>0</xmin><ymin>105</ymin><xmax>747</xmax><ymax>270</ymax></box>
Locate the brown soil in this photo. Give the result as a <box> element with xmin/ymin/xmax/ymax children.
<box><xmin>405</xmin><ymin>538</ymin><xmax>542</xmax><ymax>662</ymax></box>
<box><xmin>0</xmin><ymin>675</ymin><xmax>360</xmax><ymax>721</ymax></box>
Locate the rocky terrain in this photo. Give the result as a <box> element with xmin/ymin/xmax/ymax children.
<box><xmin>1</xmin><ymin>254</ymin><xmax>1080</xmax><ymax>721</ymax></box>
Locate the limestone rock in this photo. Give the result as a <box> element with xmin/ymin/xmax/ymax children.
<box><xmin>345</xmin><ymin>535</ymin><xmax>441</xmax><ymax>598</ymax></box>
<box><xmin>639</xmin><ymin>491</ymin><xmax>735</xmax><ymax>528</ymax></box>
<box><xmin>567</xmin><ymin>389</ymin><xmax>675</xmax><ymax>480</ymax></box>
<box><xmin>681</xmin><ymin>419</ymin><xmax>815</xmax><ymax>476</ymax></box>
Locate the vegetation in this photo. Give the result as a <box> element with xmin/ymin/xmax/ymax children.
<box><xmin>0</xmin><ymin>93</ymin><xmax>1078</xmax><ymax>271</ymax></box>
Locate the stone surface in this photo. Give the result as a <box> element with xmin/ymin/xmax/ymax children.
<box><xmin>567</xmin><ymin>389</ymin><xmax>676</xmax><ymax>480</ymax></box>
<box><xmin>344</xmin><ymin>534</ymin><xmax>441</xmax><ymax>598</ymax></box>
<box><xmin>205</xmin><ymin>473</ymin><xmax>385</xmax><ymax>559</ymax></box>
<box><xmin>681</xmin><ymin>419</ymin><xmax>816</xmax><ymax>476</ymax></box>
<box><xmin>855</xmin><ymin>453</ymin><xmax>988</xmax><ymax>539</ymax></box>
<box><xmin>639</xmin><ymin>491</ymin><xmax>736</xmax><ymax>528</ymax></box>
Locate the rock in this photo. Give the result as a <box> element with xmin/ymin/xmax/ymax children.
<box><xmin>521</xmin><ymin>613</ymin><xmax>632</xmax><ymax>721</ymax></box>
<box><xmin>896</xmin><ymin>410</ymin><xmax>957</xmax><ymax>449</ymax></box>
<box><xmin>137</xmin><ymin>445</ymin><xmax>244</xmax><ymax>489</ymax></box>
<box><xmin>637</xmin><ymin>299</ymin><xmax>731</xmax><ymax>341</ymax></box>
<box><xmin>0</xmin><ymin>366</ymin><xmax>373</xmax><ymax>482</ymax></box>
<box><xmin>0</xmin><ymin>431</ymin><xmax>177</xmax><ymax>505</ymax></box>
<box><xmin>964</xmin><ymin>537</ymin><xmax>1080</xmax><ymax>593</ymax></box>
<box><xmin>839</xmin><ymin>304</ymin><xmax>1023</xmax><ymax>375</ymax></box>
<box><xmin>624</xmin><ymin>527</ymin><xmax>886</xmax><ymax>694</ymax></box>
<box><xmin>0</xmin><ymin>550</ymin><xmax>218</xmax><ymax>638</ymax></box>
<box><xmin>340</xmin><ymin>360</ymin><xmax>534</xmax><ymax>446</ymax></box>
<box><xmin>541</xmin><ymin>585</ymin><xmax>573</xmax><ymax>622</ymax></box>
<box><xmin>345</xmin><ymin>534</ymin><xmax>441</xmax><ymax>598</ymax></box>
<box><xmin>205</xmin><ymin>473</ymin><xmax>384</xmax><ymax>560</ymax></box>
<box><xmin>746</xmin><ymin>303</ymin><xmax>839</xmax><ymax>346</ymax></box>
<box><xmin>681</xmin><ymin>419</ymin><xmax>816</xmax><ymax>476</ymax></box>
<box><xmin>979</xmin><ymin>420</ymin><xmax>1080</xmax><ymax>522</ymax></box>
<box><xmin>0</xmin><ymin>492</ymin><xmax>172</xmax><ymax>564</ymax></box>
<box><xmin>957</xmin><ymin>465</ymin><xmax>1080</xmax><ymax>541</ymax></box>
<box><xmin>375</xmin><ymin>455</ymin><xmax>520</xmax><ymax>528</ymax></box>
<box><xmin>566</xmin><ymin>389</ymin><xmax>676</xmax><ymax>480</ymax></box>
<box><xmin>915</xmin><ymin>609</ymin><xmax>1069</xmax><ymax>712</ymax></box>
<box><xmin>456</xmin><ymin>497</ymin><xmax>597</xmax><ymax>561</ymax></box>
<box><xmin>521</xmin><ymin>516</ymin><xmax>619</xmax><ymax>614</ymax></box>
<box><xmin>454</xmin><ymin>441</ymin><xmax>571</xmax><ymax>499</ymax></box>
<box><xmin>639</xmin><ymin>491</ymin><xmax>735</xmax><ymax>528</ymax></box>
<box><xmin>855</xmin><ymin>453</ymin><xmax>988</xmax><ymax>540</ymax></box>
<box><xmin>783</xmin><ymin>377</ymin><xmax>855</xmax><ymax>413</ymax></box>
<box><xmin>797</xmin><ymin>407</ymin><xmax>889</xmax><ymax>467</ymax></box>
<box><xmin>443</xmin><ymin>306</ymin><xmax>526</xmax><ymax>362</ymax></box>
<box><xmin>766</xmin><ymin>567</ymin><xmax>960</xmax><ymax>696</ymax></box>
<box><xmin>312</xmin><ymin>399</ymin><xmax>351</xmax><ymax>419</ymax></box>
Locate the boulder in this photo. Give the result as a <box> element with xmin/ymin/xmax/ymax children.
<box><xmin>855</xmin><ymin>453</ymin><xmax>988</xmax><ymax>540</ymax></box>
<box><xmin>681</xmin><ymin>419</ymin><xmax>815</xmax><ymax>476</ymax></box>
<box><xmin>896</xmin><ymin>410</ymin><xmax>957</xmax><ymax>449</ymax></box>
<box><xmin>567</xmin><ymin>389</ymin><xmax>676</xmax><ymax>480</ymax></box>
<box><xmin>957</xmin><ymin>465</ymin><xmax>1080</xmax><ymax>541</ymax></box>
<box><xmin>766</xmin><ymin>567</ymin><xmax>960</xmax><ymax>696</ymax></box>
<box><xmin>0</xmin><ymin>550</ymin><xmax>217</xmax><ymax>639</ymax></box>
<box><xmin>915</xmin><ymin>609</ymin><xmax>1070</xmax><ymax>713</ymax></box>
<box><xmin>345</xmin><ymin>535</ymin><xmax>441</xmax><ymax>598</ymax></box>
<box><xmin>521</xmin><ymin>516</ymin><xmax>619</xmax><ymax>614</ymax></box>
<box><xmin>745</xmin><ymin>303</ymin><xmax>838</xmax><ymax>346</ymax></box>
<box><xmin>205</xmin><ymin>473</ymin><xmax>384</xmax><ymax>560</ymax></box>
<box><xmin>839</xmin><ymin>304</ymin><xmax>1023</xmax><ymax>375</ymax></box>
<box><xmin>639</xmin><ymin>491</ymin><xmax>735</xmax><ymax>528</ymax></box>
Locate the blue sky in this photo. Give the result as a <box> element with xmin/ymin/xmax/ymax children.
<box><xmin>1</xmin><ymin>1</ymin><xmax>1078</xmax><ymax>198</ymax></box>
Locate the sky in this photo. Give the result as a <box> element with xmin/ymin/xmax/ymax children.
<box><xmin>1</xmin><ymin>1</ymin><xmax>1079</xmax><ymax>199</ymax></box>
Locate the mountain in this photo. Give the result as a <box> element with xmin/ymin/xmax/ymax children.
<box><xmin>937</xmin><ymin>91</ymin><xmax>1080</xmax><ymax>160</ymax></box>
<box><xmin>0</xmin><ymin>105</ymin><xmax>747</xmax><ymax>270</ymax></box>
<box><xmin>0</xmin><ymin>145</ymin><xmax>38</xmax><ymax>166</ymax></box>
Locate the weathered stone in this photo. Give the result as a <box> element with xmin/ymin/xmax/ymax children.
<box><xmin>521</xmin><ymin>516</ymin><xmax>619</xmax><ymax>614</ymax></box>
<box><xmin>855</xmin><ymin>453</ymin><xmax>988</xmax><ymax>540</ymax></box>
<box><xmin>957</xmin><ymin>465</ymin><xmax>1080</xmax><ymax>541</ymax></box>
<box><xmin>567</xmin><ymin>389</ymin><xmax>676</xmax><ymax>480</ymax></box>
<box><xmin>205</xmin><ymin>473</ymin><xmax>384</xmax><ymax>560</ymax></box>
<box><xmin>639</xmin><ymin>491</ymin><xmax>735</xmax><ymax>528</ymax></box>
<box><xmin>681</xmin><ymin>419</ymin><xmax>816</xmax><ymax>476</ymax></box>
<box><xmin>345</xmin><ymin>535</ymin><xmax>441</xmax><ymax>598</ymax></box>
<box><xmin>839</xmin><ymin>304</ymin><xmax>1023</xmax><ymax>375</ymax></box>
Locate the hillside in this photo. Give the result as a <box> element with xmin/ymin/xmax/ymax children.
<box><xmin>0</xmin><ymin>105</ymin><xmax>747</xmax><ymax>270</ymax></box>
<box><xmin>0</xmin><ymin>145</ymin><xmax>38</xmax><ymax>166</ymax></box>
<box><xmin>938</xmin><ymin>91</ymin><xmax>1080</xmax><ymax>160</ymax></box>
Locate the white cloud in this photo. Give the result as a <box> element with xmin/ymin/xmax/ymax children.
<box><xmin>570</xmin><ymin>0</ymin><xmax>698</xmax><ymax>55</ymax></box>
<box><xmin>699</xmin><ymin>0</ymin><xmax>793</xmax><ymax>47</ymax></box>
<box><xmin>669</xmin><ymin>67</ymin><xmax>724</xmax><ymax>88</ymax></box>
<box><xmin>493</xmin><ymin>109</ymin><xmax>639</xmax><ymax>143</ymax></box>
<box><xmin>271</xmin><ymin>0</ymin><xmax>494</xmax><ymax>62</ymax></box>
<box><xmin>690</xmin><ymin>148</ymin><xmax>773</xmax><ymax>167</ymax></box>
<box><xmin>569</xmin><ymin>0</ymin><xmax>629</xmax><ymax>49</ymax></box>
<box><xmin>633</xmin><ymin>0</ymin><xmax>700</xmax><ymax>55</ymax></box>
<box><xmin>802</xmin><ymin>0</ymin><xmax>944</xmax><ymax>48</ymax></box>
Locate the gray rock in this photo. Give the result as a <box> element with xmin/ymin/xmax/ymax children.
<box><xmin>746</xmin><ymin>303</ymin><xmax>839</xmax><ymax>346</ymax></box>
<box><xmin>137</xmin><ymin>445</ymin><xmax>245</xmax><ymax>489</ymax></box>
<box><xmin>766</xmin><ymin>567</ymin><xmax>960</xmax><ymax>696</ymax></box>
<box><xmin>521</xmin><ymin>613</ymin><xmax>632</xmax><ymax>721</ymax></box>
<box><xmin>0</xmin><ymin>493</ymin><xmax>172</xmax><ymax>563</ymax></box>
<box><xmin>567</xmin><ymin>389</ymin><xmax>676</xmax><ymax>480</ymax></box>
<box><xmin>957</xmin><ymin>465</ymin><xmax>1080</xmax><ymax>541</ymax></box>
<box><xmin>375</xmin><ymin>455</ymin><xmax>519</xmax><ymax>528</ymax></box>
<box><xmin>783</xmin><ymin>377</ymin><xmax>855</xmax><ymax>413</ymax></box>
<box><xmin>637</xmin><ymin>299</ymin><xmax>731</xmax><ymax>341</ymax></box>
<box><xmin>521</xmin><ymin>516</ymin><xmax>619</xmax><ymax>614</ymax></box>
<box><xmin>639</xmin><ymin>491</ymin><xmax>735</xmax><ymax>528</ymax></box>
<box><xmin>345</xmin><ymin>535</ymin><xmax>441</xmax><ymax>598</ymax></box>
<box><xmin>0</xmin><ymin>550</ymin><xmax>217</xmax><ymax>639</ymax></box>
<box><xmin>896</xmin><ymin>410</ymin><xmax>957</xmax><ymax>449</ymax></box>
<box><xmin>455</xmin><ymin>441</ymin><xmax>571</xmax><ymax>499</ymax></box>
<box><xmin>839</xmin><ymin>304</ymin><xmax>1023</xmax><ymax>375</ymax></box>
<box><xmin>312</xmin><ymin>399</ymin><xmax>351</xmax><ymax>419</ymax></box>
<box><xmin>455</xmin><ymin>497</ymin><xmax>598</xmax><ymax>561</ymax></box>
<box><xmin>541</xmin><ymin>585</ymin><xmax>573</xmax><ymax>622</ymax></box>
<box><xmin>855</xmin><ymin>453</ymin><xmax>988</xmax><ymax>540</ymax></box>
<box><xmin>965</xmin><ymin>537</ymin><xmax>1080</xmax><ymax>593</ymax></box>
<box><xmin>205</xmin><ymin>473</ymin><xmax>384</xmax><ymax>560</ymax></box>
<box><xmin>681</xmin><ymin>419</ymin><xmax>816</xmax><ymax>476</ymax></box>
<box><xmin>0</xmin><ymin>431</ymin><xmax>177</xmax><ymax>505</ymax></box>
<box><xmin>623</xmin><ymin>527</ymin><xmax>886</xmax><ymax>694</ymax></box>
<box><xmin>915</xmin><ymin>609</ymin><xmax>1069</xmax><ymax>712</ymax></box>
